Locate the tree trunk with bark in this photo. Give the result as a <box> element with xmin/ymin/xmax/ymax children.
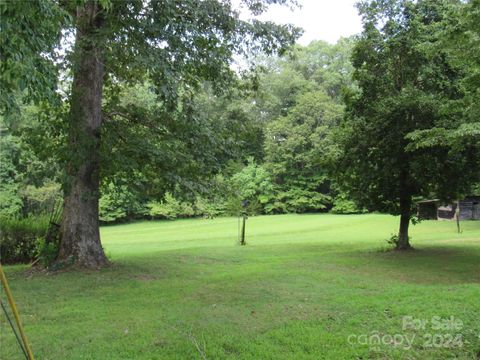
<box><xmin>57</xmin><ymin>1</ymin><xmax>108</xmax><ymax>268</ymax></box>
<box><xmin>397</xmin><ymin>195</ymin><xmax>412</xmax><ymax>250</ymax></box>
<box><xmin>396</xmin><ymin>163</ymin><xmax>412</xmax><ymax>250</ymax></box>
<box><xmin>395</xmin><ymin>143</ymin><xmax>414</xmax><ymax>250</ymax></box>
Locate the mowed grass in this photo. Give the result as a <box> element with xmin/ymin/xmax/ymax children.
<box><xmin>1</xmin><ymin>214</ymin><xmax>479</xmax><ymax>359</ymax></box>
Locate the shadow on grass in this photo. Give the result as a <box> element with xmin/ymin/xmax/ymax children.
<box><xmin>11</xmin><ymin>239</ymin><xmax>480</xmax><ymax>289</ymax></box>
<box><xmin>353</xmin><ymin>244</ymin><xmax>480</xmax><ymax>285</ymax></box>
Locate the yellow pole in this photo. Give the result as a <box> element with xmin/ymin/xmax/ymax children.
<box><xmin>0</xmin><ymin>263</ymin><xmax>34</xmax><ymax>360</ymax></box>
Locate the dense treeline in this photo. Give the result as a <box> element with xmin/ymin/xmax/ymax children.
<box><xmin>1</xmin><ymin>39</ymin><xmax>362</xmax><ymax>224</ymax></box>
<box><xmin>1</xmin><ymin>0</ymin><xmax>479</xmax><ymax>265</ymax></box>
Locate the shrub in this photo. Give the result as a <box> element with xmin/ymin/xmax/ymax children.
<box><xmin>20</xmin><ymin>181</ymin><xmax>62</xmax><ymax>216</ymax></box>
<box><xmin>99</xmin><ymin>182</ymin><xmax>146</xmax><ymax>223</ymax></box>
<box><xmin>331</xmin><ymin>193</ymin><xmax>366</xmax><ymax>214</ymax></box>
<box><xmin>36</xmin><ymin>237</ymin><xmax>59</xmax><ymax>267</ymax></box>
<box><xmin>0</xmin><ymin>182</ymin><xmax>23</xmax><ymax>218</ymax></box>
<box><xmin>146</xmin><ymin>193</ymin><xmax>195</xmax><ymax>220</ymax></box>
<box><xmin>0</xmin><ymin>134</ymin><xmax>23</xmax><ymax>218</ymax></box>
<box><xmin>230</xmin><ymin>159</ymin><xmax>274</xmax><ymax>215</ymax></box>
<box><xmin>194</xmin><ymin>195</ymin><xmax>225</xmax><ymax>218</ymax></box>
<box><xmin>0</xmin><ymin>216</ymin><xmax>49</xmax><ymax>264</ymax></box>
<box><xmin>276</xmin><ymin>188</ymin><xmax>330</xmax><ymax>214</ymax></box>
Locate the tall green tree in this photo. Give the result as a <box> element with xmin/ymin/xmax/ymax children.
<box><xmin>334</xmin><ymin>0</ymin><xmax>474</xmax><ymax>250</ymax></box>
<box><xmin>406</xmin><ymin>0</ymin><xmax>480</xmax><ymax>179</ymax></box>
<box><xmin>0</xmin><ymin>108</ymin><xmax>63</xmax><ymax>218</ymax></box>
<box><xmin>265</xmin><ymin>90</ymin><xmax>343</xmax><ymax>213</ymax></box>
<box><xmin>0</xmin><ymin>0</ymin><xmax>68</xmax><ymax>111</ymax></box>
<box><xmin>1</xmin><ymin>0</ymin><xmax>300</xmax><ymax>267</ymax></box>
<box><xmin>254</xmin><ymin>40</ymin><xmax>354</xmax><ymax>213</ymax></box>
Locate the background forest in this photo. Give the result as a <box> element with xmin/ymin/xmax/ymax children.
<box><xmin>1</xmin><ymin>2</ymin><xmax>480</xmax><ymax>358</ymax></box>
<box><xmin>1</xmin><ymin>0</ymin><xmax>479</xmax><ymax>264</ymax></box>
<box><xmin>1</xmin><ymin>38</ymin><xmax>359</xmax><ymax>223</ymax></box>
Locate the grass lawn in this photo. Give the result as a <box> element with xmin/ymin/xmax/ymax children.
<box><xmin>1</xmin><ymin>214</ymin><xmax>479</xmax><ymax>359</ymax></box>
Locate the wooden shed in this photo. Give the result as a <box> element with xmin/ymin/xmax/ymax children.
<box><xmin>458</xmin><ymin>196</ymin><xmax>480</xmax><ymax>220</ymax></box>
<box><xmin>437</xmin><ymin>204</ymin><xmax>456</xmax><ymax>221</ymax></box>
<box><xmin>417</xmin><ymin>196</ymin><xmax>480</xmax><ymax>221</ymax></box>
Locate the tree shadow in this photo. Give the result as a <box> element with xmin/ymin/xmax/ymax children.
<box><xmin>358</xmin><ymin>244</ymin><xmax>480</xmax><ymax>284</ymax></box>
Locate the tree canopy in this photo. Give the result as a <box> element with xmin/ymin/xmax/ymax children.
<box><xmin>332</xmin><ymin>0</ymin><xmax>480</xmax><ymax>249</ymax></box>
<box><xmin>1</xmin><ymin>0</ymin><xmax>479</xmax><ymax>267</ymax></box>
<box><xmin>1</xmin><ymin>0</ymin><xmax>301</xmax><ymax>267</ymax></box>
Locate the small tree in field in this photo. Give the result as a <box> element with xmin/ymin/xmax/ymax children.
<box><xmin>333</xmin><ymin>0</ymin><xmax>476</xmax><ymax>250</ymax></box>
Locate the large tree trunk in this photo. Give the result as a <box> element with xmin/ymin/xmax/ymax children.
<box><xmin>397</xmin><ymin>195</ymin><xmax>412</xmax><ymax>250</ymax></box>
<box><xmin>57</xmin><ymin>1</ymin><xmax>108</xmax><ymax>268</ymax></box>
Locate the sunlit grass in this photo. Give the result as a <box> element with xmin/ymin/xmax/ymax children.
<box><xmin>1</xmin><ymin>214</ymin><xmax>479</xmax><ymax>359</ymax></box>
